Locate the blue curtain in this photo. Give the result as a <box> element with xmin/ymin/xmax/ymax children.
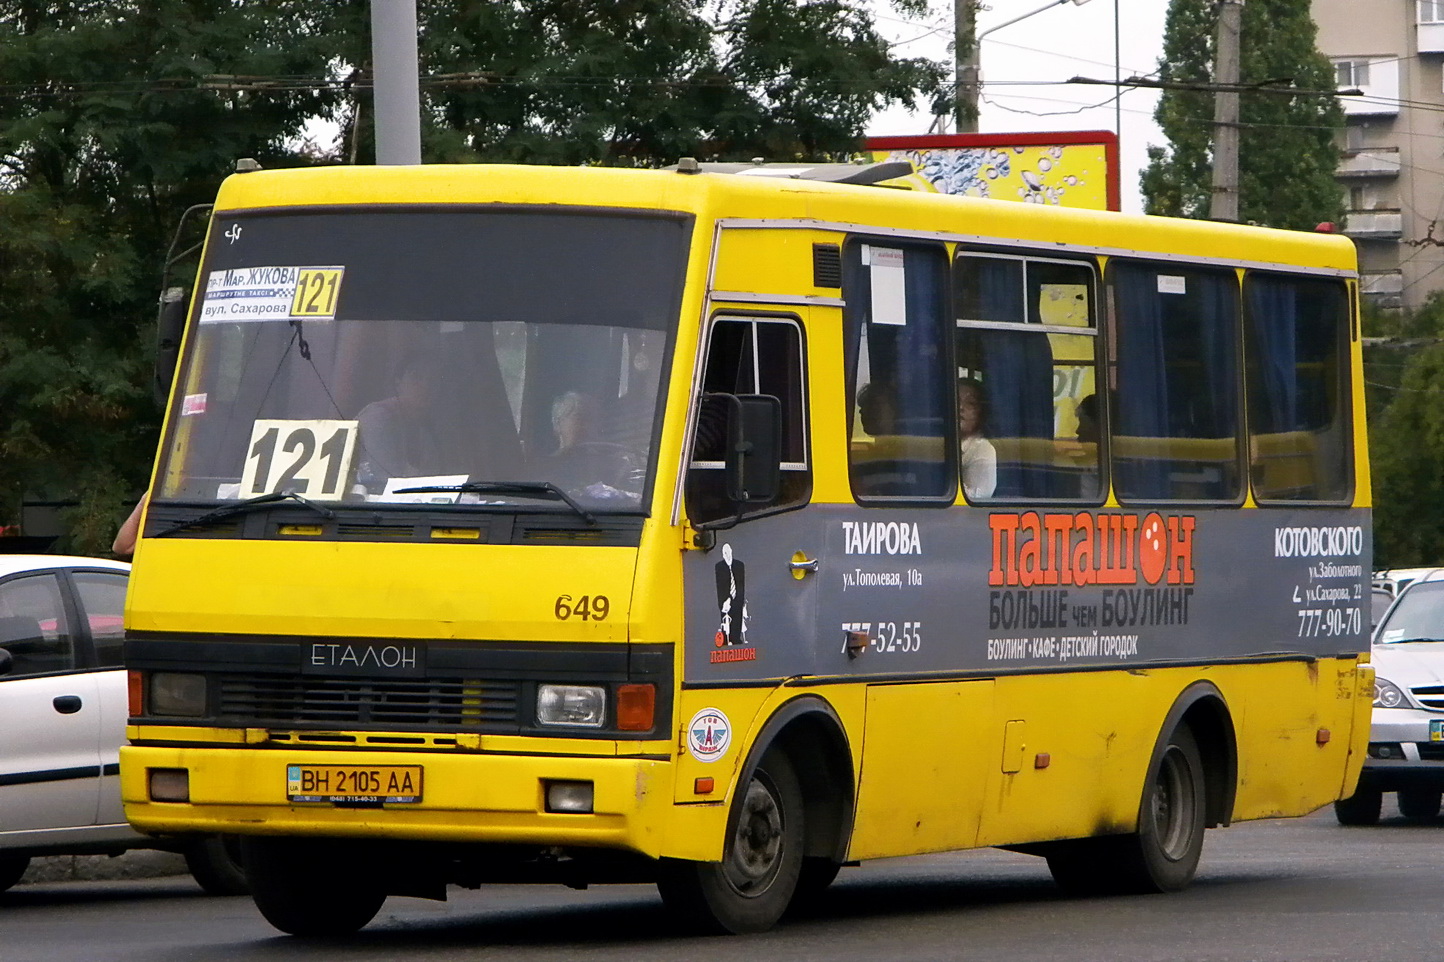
<box><xmin>1111</xmin><ymin>264</ymin><xmax>1169</xmax><ymax>498</ymax></box>
<box><xmin>1246</xmin><ymin>276</ymin><xmax>1300</xmax><ymax>433</ymax></box>
<box><xmin>1112</xmin><ymin>264</ymin><xmax>1238</xmax><ymax>500</ymax></box>
<box><xmin>965</xmin><ymin>259</ymin><xmax>1056</xmax><ymax>498</ymax></box>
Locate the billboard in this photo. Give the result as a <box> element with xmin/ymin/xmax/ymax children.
<box><xmin>865</xmin><ymin>130</ymin><xmax>1120</xmax><ymax>212</ymax></box>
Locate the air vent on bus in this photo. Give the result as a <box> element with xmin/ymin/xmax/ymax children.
<box><xmin>336</xmin><ymin>523</ymin><xmax>416</xmax><ymax>539</ymax></box>
<box><xmin>813</xmin><ymin>244</ymin><xmax>843</xmax><ymax>288</ymax></box>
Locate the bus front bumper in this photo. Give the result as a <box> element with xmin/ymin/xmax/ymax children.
<box><xmin>121</xmin><ymin>744</ymin><xmax>681</xmax><ymax>858</ymax></box>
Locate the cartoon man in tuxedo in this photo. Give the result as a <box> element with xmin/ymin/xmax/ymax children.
<box><xmin>714</xmin><ymin>542</ymin><xmax>748</xmax><ymax>647</ymax></box>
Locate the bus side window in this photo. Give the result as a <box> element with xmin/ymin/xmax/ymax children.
<box><xmin>1109</xmin><ymin>262</ymin><xmax>1242</xmax><ymax>502</ymax></box>
<box><xmin>844</xmin><ymin>241</ymin><xmax>955</xmax><ymax>502</ymax></box>
<box><xmin>954</xmin><ymin>253</ymin><xmax>1102</xmax><ymax>502</ymax></box>
<box><xmin>685</xmin><ymin>316</ymin><xmax>810</xmax><ymax>525</ymax></box>
<box><xmin>1243</xmin><ymin>273</ymin><xmax>1352</xmax><ymax>503</ymax></box>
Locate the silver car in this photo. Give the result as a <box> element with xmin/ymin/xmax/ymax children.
<box><xmin>1336</xmin><ymin>570</ymin><xmax>1444</xmax><ymax>824</ymax></box>
<box><xmin>0</xmin><ymin>554</ymin><xmax>244</xmax><ymax>893</ymax></box>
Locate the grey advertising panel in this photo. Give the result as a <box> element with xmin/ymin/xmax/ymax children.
<box><xmin>683</xmin><ymin>504</ymin><xmax>1370</xmax><ymax>685</ymax></box>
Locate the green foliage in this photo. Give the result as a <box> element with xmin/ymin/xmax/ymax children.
<box><xmin>1365</xmin><ymin>295</ymin><xmax>1444</xmax><ymax>567</ymax></box>
<box><xmin>0</xmin><ymin>1</ymin><xmax>348</xmax><ymax>552</ymax></box>
<box><xmin>0</xmin><ymin>1</ymin><xmax>942</xmax><ymax>553</ymax></box>
<box><xmin>1141</xmin><ymin>0</ymin><xmax>1344</xmax><ymax>229</ymax></box>
<box><xmin>400</xmin><ymin>0</ymin><xmax>945</xmax><ymax>165</ymax></box>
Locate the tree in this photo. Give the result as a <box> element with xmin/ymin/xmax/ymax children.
<box><xmin>0</xmin><ymin>1</ymin><xmax>942</xmax><ymax>553</ymax></box>
<box><xmin>322</xmin><ymin>0</ymin><xmax>944</xmax><ymax>166</ymax></box>
<box><xmin>0</xmin><ymin>1</ymin><xmax>345</xmax><ymax>550</ymax></box>
<box><xmin>1362</xmin><ymin>294</ymin><xmax>1444</xmax><ymax>567</ymax></box>
<box><xmin>1140</xmin><ymin>0</ymin><xmax>1344</xmax><ymax>230</ymax></box>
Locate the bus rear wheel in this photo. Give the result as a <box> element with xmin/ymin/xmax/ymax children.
<box><xmin>242</xmin><ymin>837</ymin><xmax>386</xmax><ymax>936</ymax></box>
<box><xmin>1048</xmin><ymin>725</ymin><xmax>1207</xmax><ymax>895</ymax></box>
<box><xmin>657</xmin><ymin>750</ymin><xmax>804</xmax><ymax>934</ymax></box>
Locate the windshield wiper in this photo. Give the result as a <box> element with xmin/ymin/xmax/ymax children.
<box><xmin>1383</xmin><ymin>637</ymin><xmax>1444</xmax><ymax>645</ymax></box>
<box><xmin>154</xmin><ymin>491</ymin><xmax>337</xmax><ymax>537</ymax></box>
<box><xmin>394</xmin><ymin>481</ymin><xmax>596</xmax><ymax>525</ymax></box>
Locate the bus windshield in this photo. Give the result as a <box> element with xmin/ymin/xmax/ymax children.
<box><xmin>156</xmin><ymin>207</ymin><xmax>691</xmax><ymax>512</ymax></box>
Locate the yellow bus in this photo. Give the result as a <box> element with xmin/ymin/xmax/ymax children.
<box><xmin>121</xmin><ymin>160</ymin><xmax>1374</xmax><ymax>936</ymax></box>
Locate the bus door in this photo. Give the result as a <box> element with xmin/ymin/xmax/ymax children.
<box><xmin>680</xmin><ymin>314</ymin><xmax>819</xmax><ymax>691</ymax></box>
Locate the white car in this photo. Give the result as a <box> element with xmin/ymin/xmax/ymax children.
<box><xmin>1336</xmin><ymin>569</ymin><xmax>1444</xmax><ymax>825</ymax></box>
<box><xmin>0</xmin><ymin>554</ymin><xmax>244</xmax><ymax>894</ymax></box>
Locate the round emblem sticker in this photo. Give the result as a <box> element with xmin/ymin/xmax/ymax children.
<box><xmin>687</xmin><ymin>708</ymin><xmax>732</xmax><ymax>763</ymax></box>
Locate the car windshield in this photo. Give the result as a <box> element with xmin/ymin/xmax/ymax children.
<box><xmin>1376</xmin><ymin>580</ymin><xmax>1444</xmax><ymax>643</ymax></box>
<box><xmin>156</xmin><ymin>207</ymin><xmax>690</xmax><ymax>513</ymax></box>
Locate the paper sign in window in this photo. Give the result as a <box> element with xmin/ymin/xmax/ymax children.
<box><xmin>865</xmin><ymin>245</ymin><xmax>908</xmax><ymax>326</ymax></box>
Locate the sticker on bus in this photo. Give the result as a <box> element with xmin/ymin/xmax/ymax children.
<box><xmin>687</xmin><ymin>708</ymin><xmax>732</xmax><ymax>762</ymax></box>
<box><xmin>198</xmin><ymin>265</ymin><xmax>345</xmax><ymax>323</ymax></box>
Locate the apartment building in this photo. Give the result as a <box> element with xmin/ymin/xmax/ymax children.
<box><xmin>1313</xmin><ymin>0</ymin><xmax>1444</xmax><ymax>312</ymax></box>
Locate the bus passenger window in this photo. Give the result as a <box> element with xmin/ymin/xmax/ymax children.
<box><xmin>954</xmin><ymin>253</ymin><xmax>1101</xmax><ymax>501</ymax></box>
<box><xmin>1243</xmin><ymin>273</ymin><xmax>1351</xmax><ymax>502</ymax></box>
<box><xmin>685</xmin><ymin>317</ymin><xmax>809</xmax><ymax>525</ymax></box>
<box><xmin>1109</xmin><ymin>262</ymin><xmax>1242</xmax><ymax>502</ymax></box>
<box><xmin>844</xmin><ymin>241</ymin><xmax>954</xmax><ymax>502</ymax></box>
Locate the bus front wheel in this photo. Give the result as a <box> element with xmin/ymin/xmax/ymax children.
<box><xmin>1333</xmin><ymin>787</ymin><xmax>1383</xmax><ymax>826</ymax></box>
<box><xmin>657</xmin><ymin>750</ymin><xmax>804</xmax><ymax>934</ymax></box>
<box><xmin>0</xmin><ymin>854</ymin><xmax>30</xmax><ymax>893</ymax></box>
<box><xmin>1048</xmin><ymin>725</ymin><xmax>1207</xmax><ymax>895</ymax></box>
<box><xmin>242</xmin><ymin>837</ymin><xmax>386</xmax><ymax>937</ymax></box>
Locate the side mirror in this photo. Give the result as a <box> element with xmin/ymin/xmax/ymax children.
<box><xmin>725</xmin><ymin>394</ymin><xmax>782</xmax><ymax>504</ymax></box>
<box><xmin>0</xmin><ymin>647</ymin><xmax>12</xmax><ymax>677</ymax></box>
<box><xmin>153</xmin><ymin>286</ymin><xmax>188</xmax><ymax>408</ymax></box>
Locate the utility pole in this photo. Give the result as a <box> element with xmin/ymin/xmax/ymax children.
<box><xmin>956</xmin><ymin>0</ymin><xmax>979</xmax><ymax>133</ymax></box>
<box><xmin>1209</xmin><ymin>0</ymin><xmax>1243</xmax><ymax>221</ymax></box>
<box><xmin>370</xmin><ymin>0</ymin><xmax>422</xmax><ymax>165</ymax></box>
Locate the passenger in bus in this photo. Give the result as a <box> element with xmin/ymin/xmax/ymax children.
<box><xmin>958</xmin><ymin>377</ymin><xmax>997</xmax><ymax>500</ymax></box>
<box><xmin>856</xmin><ymin>380</ymin><xmax>898</xmax><ymax>437</ymax></box>
<box><xmin>1074</xmin><ymin>392</ymin><xmax>1102</xmax><ymax>499</ymax></box>
<box><xmin>355</xmin><ymin>359</ymin><xmax>448</xmax><ymax>485</ymax></box>
<box><xmin>550</xmin><ymin>390</ymin><xmax>639</xmax><ymax>501</ymax></box>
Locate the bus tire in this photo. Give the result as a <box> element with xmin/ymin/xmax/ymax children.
<box><xmin>1397</xmin><ymin>788</ymin><xmax>1442</xmax><ymax>820</ymax></box>
<box><xmin>241</xmin><ymin>837</ymin><xmax>385</xmax><ymax>936</ymax></box>
<box><xmin>1333</xmin><ymin>788</ymin><xmax>1383</xmax><ymax>826</ymax></box>
<box><xmin>1047</xmin><ymin>725</ymin><xmax>1206</xmax><ymax>895</ymax></box>
<box><xmin>0</xmin><ymin>854</ymin><xmax>30</xmax><ymax>893</ymax></box>
<box><xmin>656</xmin><ymin>750</ymin><xmax>804</xmax><ymax>934</ymax></box>
<box><xmin>184</xmin><ymin>835</ymin><xmax>249</xmax><ymax>896</ymax></box>
<box><xmin>786</xmin><ymin>858</ymin><xmax>843</xmax><ymax>917</ymax></box>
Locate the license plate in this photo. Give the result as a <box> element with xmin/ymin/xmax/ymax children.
<box><xmin>287</xmin><ymin>764</ymin><xmax>423</xmax><ymax>803</ymax></box>
<box><xmin>1431</xmin><ymin>720</ymin><xmax>1444</xmax><ymax>742</ymax></box>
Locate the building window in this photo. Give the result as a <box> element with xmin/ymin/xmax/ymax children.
<box><xmin>1335</xmin><ymin>59</ymin><xmax>1370</xmax><ymax>89</ymax></box>
<box><xmin>1421</xmin><ymin>0</ymin><xmax>1444</xmax><ymax>25</ymax></box>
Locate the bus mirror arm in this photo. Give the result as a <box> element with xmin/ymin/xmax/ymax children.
<box><xmin>153</xmin><ymin>286</ymin><xmax>188</xmax><ymax>408</ymax></box>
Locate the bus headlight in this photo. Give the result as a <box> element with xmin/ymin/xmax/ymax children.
<box><xmin>1375</xmin><ymin>677</ymin><xmax>1409</xmax><ymax>709</ymax></box>
<box><xmin>536</xmin><ymin>684</ymin><xmax>606</xmax><ymax>728</ymax></box>
<box><xmin>149</xmin><ymin>672</ymin><xmax>208</xmax><ymax>717</ymax></box>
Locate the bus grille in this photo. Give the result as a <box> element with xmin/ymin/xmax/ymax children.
<box><xmin>217</xmin><ymin>676</ymin><xmax>520</xmax><ymax>730</ymax></box>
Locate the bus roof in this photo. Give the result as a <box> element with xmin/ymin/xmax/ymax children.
<box><xmin>212</xmin><ymin>163</ymin><xmax>1358</xmax><ymax>275</ymax></box>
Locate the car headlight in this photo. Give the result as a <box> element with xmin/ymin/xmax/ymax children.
<box><xmin>536</xmin><ymin>684</ymin><xmax>606</xmax><ymax>728</ymax></box>
<box><xmin>1374</xmin><ymin>677</ymin><xmax>1410</xmax><ymax>709</ymax></box>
